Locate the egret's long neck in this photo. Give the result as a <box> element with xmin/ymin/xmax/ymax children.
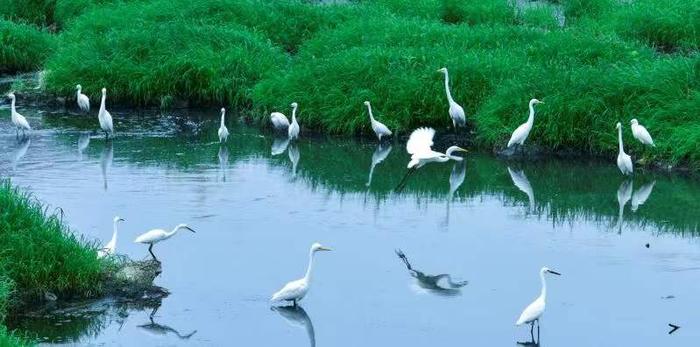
<box><xmin>100</xmin><ymin>93</ymin><xmax>106</xmax><ymax>112</ymax></box>
<box><xmin>539</xmin><ymin>270</ymin><xmax>547</xmax><ymax>300</ymax></box>
<box><xmin>617</xmin><ymin>126</ymin><xmax>624</xmax><ymax>153</ymax></box>
<box><xmin>304</xmin><ymin>249</ymin><xmax>315</xmax><ymax>282</ymax></box>
<box><xmin>10</xmin><ymin>97</ymin><xmax>16</xmax><ymax>115</ymax></box>
<box><xmin>366</xmin><ymin>104</ymin><xmax>375</xmax><ymax>122</ymax></box>
<box><xmin>77</xmin><ymin>88</ymin><xmax>81</xmax><ymax>98</ymax></box>
<box><xmin>292</xmin><ymin>106</ymin><xmax>297</xmax><ymax>122</ymax></box>
<box><xmin>166</xmin><ymin>227</ymin><xmax>179</xmax><ymax>238</ymax></box>
<box><xmin>220</xmin><ymin>111</ymin><xmax>225</xmax><ymax>127</ymax></box>
<box><xmin>111</xmin><ymin>221</ymin><xmax>119</xmax><ymax>244</ymax></box>
<box><xmin>527</xmin><ymin>102</ymin><xmax>536</xmax><ymax>127</ymax></box>
<box><xmin>443</xmin><ymin>72</ymin><xmax>454</xmax><ymax>104</ymax></box>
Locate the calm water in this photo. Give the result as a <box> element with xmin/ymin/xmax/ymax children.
<box><xmin>1</xmin><ymin>105</ymin><xmax>700</xmax><ymax>346</ymax></box>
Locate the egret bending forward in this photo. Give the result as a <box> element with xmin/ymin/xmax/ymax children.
<box><xmin>630</xmin><ymin>119</ymin><xmax>655</xmax><ymax>147</ymax></box>
<box><xmin>507</xmin><ymin>99</ymin><xmax>544</xmax><ymax>150</ymax></box>
<box><xmin>615</xmin><ymin>122</ymin><xmax>633</xmax><ymax>175</ymax></box>
<box><xmin>271</xmin><ymin>243</ymin><xmax>332</xmax><ymax>306</ymax></box>
<box><xmin>134</xmin><ymin>224</ymin><xmax>196</xmax><ymax>261</ymax></box>
<box><xmin>288</xmin><ymin>102</ymin><xmax>300</xmax><ymax>140</ymax></box>
<box><xmin>364</xmin><ymin>101</ymin><xmax>392</xmax><ymax>141</ymax></box>
<box><xmin>76</xmin><ymin>84</ymin><xmax>90</xmax><ymax>112</ymax></box>
<box><xmin>270</xmin><ymin>110</ymin><xmax>290</xmax><ymax>132</ymax></box>
<box><xmin>98</xmin><ymin>216</ymin><xmax>124</xmax><ymax>258</ymax></box>
<box><xmin>218</xmin><ymin>108</ymin><xmax>229</xmax><ymax>143</ymax></box>
<box><xmin>516</xmin><ymin>267</ymin><xmax>561</xmax><ymax>341</ymax></box>
<box><xmin>438</xmin><ymin>68</ymin><xmax>465</xmax><ymax>128</ymax></box>
<box><xmin>7</xmin><ymin>93</ymin><xmax>31</xmax><ymax>136</ymax></box>
<box><xmin>98</xmin><ymin>88</ymin><xmax>114</xmax><ymax>139</ymax></box>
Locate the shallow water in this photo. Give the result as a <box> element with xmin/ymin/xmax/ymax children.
<box><xmin>1</xmin><ymin>105</ymin><xmax>700</xmax><ymax>346</ymax></box>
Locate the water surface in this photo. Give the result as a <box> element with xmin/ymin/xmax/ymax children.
<box><xmin>1</xmin><ymin>106</ymin><xmax>699</xmax><ymax>346</ymax></box>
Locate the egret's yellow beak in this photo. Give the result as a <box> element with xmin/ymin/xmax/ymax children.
<box><xmin>539</xmin><ymin>101</ymin><xmax>545</xmax><ymax>104</ymax></box>
<box><xmin>456</xmin><ymin>147</ymin><xmax>468</xmax><ymax>152</ymax></box>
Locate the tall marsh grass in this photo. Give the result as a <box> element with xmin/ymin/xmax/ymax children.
<box><xmin>0</xmin><ymin>19</ymin><xmax>55</xmax><ymax>74</ymax></box>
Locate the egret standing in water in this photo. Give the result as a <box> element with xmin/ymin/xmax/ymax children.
<box><xmin>76</xmin><ymin>84</ymin><xmax>90</xmax><ymax>112</ymax></box>
<box><xmin>615</xmin><ymin>122</ymin><xmax>633</xmax><ymax>175</ymax></box>
<box><xmin>134</xmin><ymin>224</ymin><xmax>196</xmax><ymax>261</ymax></box>
<box><xmin>437</xmin><ymin>68</ymin><xmax>465</xmax><ymax>128</ymax></box>
<box><xmin>98</xmin><ymin>88</ymin><xmax>114</xmax><ymax>139</ymax></box>
<box><xmin>98</xmin><ymin>216</ymin><xmax>124</xmax><ymax>258</ymax></box>
<box><xmin>516</xmin><ymin>267</ymin><xmax>561</xmax><ymax>341</ymax></box>
<box><xmin>218</xmin><ymin>108</ymin><xmax>229</xmax><ymax>143</ymax></box>
<box><xmin>364</xmin><ymin>101</ymin><xmax>392</xmax><ymax>141</ymax></box>
<box><xmin>271</xmin><ymin>243</ymin><xmax>332</xmax><ymax>306</ymax></box>
<box><xmin>630</xmin><ymin>119</ymin><xmax>655</xmax><ymax>147</ymax></box>
<box><xmin>288</xmin><ymin>102</ymin><xmax>300</xmax><ymax>140</ymax></box>
<box><xmin>7</xmin><ymin>93</ymin><xmax>31</xmax><ymax>137</ymax></box>
<box><xmin>507</xmin><ymin>99</ymin><xmax>544</xmax><ymax>150</ymax></box>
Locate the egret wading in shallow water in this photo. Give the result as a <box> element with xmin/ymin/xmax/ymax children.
<box><xmin>98</xmin><ymin>88</ymin><xmax>114</xmax><ymax>139</ymax></box>
<box><xmin>396</xmin><ymin>127</ymin><xmax>467</xmax><ymax>191</ymax></box>
<box><xmin>218</xmin><ymin>108</ymin><xmax>229</xmax><ymax>143</ymax></box>
<box><xmin>630</xmin><ymin>119</ymin><xmax>655</xmax><ymax>147</ymax></box>
<box><xmin>437</xmin><ymin>68</ymin><xmax>466</xmax><ymax>129</ymax></box>
<box><xmin>288</xmin><ymin>102</ymin><xmax>300</xmax><ymax>140</ymax></box>
<box><xmin>76</xmin><ymin>84</ymin><xmax>90</xmax><ymax>112</ymax></box>
<box><xmin>134</xmin><ymin>224</ymin><xmax>196</xmax><ymax>261</ymax></box>
<box><xmin>271</xmin><ymin>243</ymin><xmax>332</xmax><ymax>306</ymax></box>
<box><xmin>270</xmin><ymin>110</ymin><xmax>290</xmax><ymax>132</ymax></box>
<box><xmin>7</xmin><ymin>93</ymin><xmax>31</xmax><ymax>137</ymax></box>
<box><xmin>516</xmin><ymin>267</ymin><xmax>561</xmax><ymax>342</ymax></box>
<box><xmin>98</xmin><ymin>216</ymin><xmax>124</xmax><ymax>258</ymax></box>
<box><xmin>615</xmin><ymin>122</ymin><xmax>633</xmax><ymax>175</ymax></box>
<box><xmin>507</xmin><ymin>99</ymin><xmax>544</xmax><ymax>151</ymax></box>
<box><xmin>364</xmin><ymin>101</ymin><xmax>392</xmax><ymax>141</ymax></box>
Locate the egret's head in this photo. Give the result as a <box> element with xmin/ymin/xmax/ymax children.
<box><xmin>542</xmin><ymin>267</ymin><xmax>561</xmax><ymax>276</ymax></box>
<box><xmin>76</xmin><ymin>84</ymin><xmax>82</xmax><ymax>90</ymax></box>
<box><xmin>437</xmin><ymin>67</ymin><xmax>447</xmax><ymax>73</ymax></box>
<box><xmin>616</xmin><ymin>122</ymin><xmax>622</xmax><ymax>130</ymax></box>
<box><xmin>363</xmin><ymin>101</ymin><xmax>370</xmax><ymax>107</ymax></box>
<box><xmin>311</xmin><ymin>242</ymin><xmax>332</xmax><ymax>253</ymax></box>
<box><xmin>101</xmin><ymin>88</ymin><xmax>106</xmax><ymax>94</ymax></box>
<box><xmin>630</xmin><ymin>118</ymin><xmax>638</xmax><ymax>125</ymax></box>
<box><xmin>113</xmin><ymin>216</ymin><xmax>125</xmax><ymax>223</ymax></box>
<box><xmin>221</xmin><ymin>107</ymin><xmax>225</xmax><ymax>114</ymax></box>
<box><xmin>530</xmin><ymin>98</ymin><xmax>544</xmax><ymax>106</ymax></box>
<box><xmin>7</xmin><ymin>92</ymin><xmax>15</xmax><ymax>100</ymax></box>
<box><xmin>176</xmin><ymin>223</ymin><xmax>196</xmax><ymax>233</ymax></box>
<box><xmin>291</xmin><ymin>102</ymin><xmax>298</xmax><ymax>109</ymax></box>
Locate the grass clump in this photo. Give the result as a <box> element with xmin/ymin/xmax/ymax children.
<box><xmin>440</xmin><ymin>0</ymin><xmax>515</xmax><ymax>25</ymax></box>
<box><xmin>518</xmin><ymin>5</ymin><xmax>561</xmax><ymax>30</ymax></box>
<box><xmin>0</xmin><ymin>0</ymin><xmax>55</xmax><ymax>27</ymax></box>
<box><xmin>0</xmin><ymin>19</ymin><xmax>55</xmax><ymax>74</ymax></box>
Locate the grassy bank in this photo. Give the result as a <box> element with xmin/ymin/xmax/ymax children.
<box><xmin>0</xmin><ymin>19</ymin><xmax>55</xmax><ymax>74</ymax></box>
<box><xmin>0</xmin><ymin>180</ymin><xmax>108</xmax><ymax>345</ymax></box>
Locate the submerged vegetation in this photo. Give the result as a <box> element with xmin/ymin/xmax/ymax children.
<box><xmin>0</xmin><ymin>0</ymin><xmax>698</xmax><ymax>168</ymax></box>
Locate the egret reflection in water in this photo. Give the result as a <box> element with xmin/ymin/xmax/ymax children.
<box><xmin>11</xmin><ymin>137</ymin><xmax>30</xmax><ymax>170</ymax></box>
<box><xmin>272</xmin><ymin>305</ymin><xmax>315</xmax><ymax>347</ymax></box>
<box><xmin>366</xmin><ymin>142</ymin><xmax>392</xmax><ymax>187</ymax></box>
<box><xmin>77</xmin><ymin>132</ymin><xmax>90</xmax><ymax>159</ymax></box>
<box><xmin>288</xmin><ymin>143</ymin><xmax>300</xmax><ymax>176</ymax></box>
<box><xmin>508</xmin><ymin>167</ymin><xmax>534</xmax><ymax>212</ymax></box>
<box><xmin>138</xmin><ymin>305</ymin><xmax>197</xmax><ymax>340</ymax></box>
<box><xmin>615</xmin><ymin>180</ymin><xmax>633</xmax><ymax>233</ymax></box>
<box><xmin>631</xmin><ymin>180</ymin><xmax>656</xmax><ymax>212</ymax></box>
<box><xmin>100</xmin><ymin>141</ymin><xmax>113</xmax><ymax>190</ymax></box>
<box><xmin>395</xmin><ymin>249</ymin><xmax>467</xmax><ymax>296</ymax></box>
<box><xmin>271</xmin><ymin>136</ymin><xmax>290</xmax><ymax>156</ymax></box>
<box><xmin>218</xmin><ymin>145</ymin><xmax>229</xmax><ymax>182</ymax></box>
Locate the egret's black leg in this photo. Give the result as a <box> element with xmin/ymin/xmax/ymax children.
<box><xmin>536</xmin><ymin>319</ymin><xmax>540</xmax><ymax>343</ymax></box>
<box><xmin>395</xmin><ymin>167</ymin><xmax>416</xmax><ymax>192</ymax></box>
<box><xmin>530</xmin><ymin>322</ymin><xmax>535</xmax><ymax>341</ymax></box>
<box><xmin>148</xmin><ymin>244</ymin><xmax>158</xmax><ymax>261</ymax></box>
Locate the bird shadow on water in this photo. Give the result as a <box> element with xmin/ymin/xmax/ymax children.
<box><xmin>138</xmin><ymin>304</ymin><xmax>197</xmax><ymax>340</ymax></box>
<box><xmin>271</xmin><ymin>305</ymin><xmax>316</xmax><ymax>347</ymax></box>
<box><xmin>395</xmin><ymin>249</ymin><xmax>468</xmax><ymax>296</ymax></box>
<box><xmin>100</xmin><ymin>140</ymin><xmax>114</xmax><ymax>191</ymax></box>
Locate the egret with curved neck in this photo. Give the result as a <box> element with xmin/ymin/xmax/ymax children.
<box><xmin>616</xmin><ymin>122</ymin><xmax>633</xmax><ymax>175</ymax></box>
<box><xmin>397</xmin><ymin>128</ymin><xmax>467</xmax><ymax>191</ymax></box>
<box><xmin>76</xmin><ymin>84</ymin><xmax>90</xmax><ymax>112</ymax></box>
<box><xmin>218</xmin><ymin>108</ymin><xmax>229</xmax><ymax>143</ymax></box>
<box><xmin>507</xmin><ymin>99</ymin><xmax>544</xmax><ymax>150</ymax></box>
<box><xmin>98</xmin><ymin>88</ymin><xmax>114</xmax><ymax>139</ymax></box>
<box><xmin>288</xmin><ymin>102</ymin><xmax>300</xmax><ymax>140</ymax></box>
<box><xmin>134</xmin><ymin>223</ymin><xmax>196</xmax><ymax>261</ymax></box>
<box><xmin>98</xmin><ymin>216</ymin><xmax>124</xmax><ymax>258</ymax></box>
<box><xmin>271</xmin><ymin>243</ymin><xmax>332</xmax><ymax>306</ymax></box>
<box><xmin>438</xmin><ymin>68</ymin><xmax>465</xmax><ymax>128</ymax></box>
<box><xmin>7</xmin><ymin>92</ymin><xmax>31</xmax><ymax>137</ymax></box>
<box><xmin>516</xmin><ymin>267</ymin><xmax>561</xmax><ymax>341</ymax></box>
<box><xmin>364</xmin><ymin>101</ymin><xmax>392</xmax><ymax>141</ymax></box>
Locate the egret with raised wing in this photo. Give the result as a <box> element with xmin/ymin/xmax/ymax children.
<box><xmin>271</xmin><ymin>243</ymin><xmax>331</xmax><ymax>306</ymax></box>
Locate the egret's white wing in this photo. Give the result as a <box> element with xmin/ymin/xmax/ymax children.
<box><xmin>15</xmin><ymin>114</ymin><xmax>31</xmax><ymax>130</ymax></box>
<box><xmin>78</xmin><ymin>94</ymin><xmax>90</xmax><ymax>111</ymax></box>
<box><xmin>372</xmin><ymin>120</ymin><xmax>392</xmax><ymax>137</ymax></box>
<box><xmin>271</xmin><ymin>278</ymin><xmax>307</xmax><ymax>302</ymax></box>
<box><xmin>633</xmin><ymin>124</ymin><xmax>654</xmax><ymax>146</ymax></box>
<box><xmin>134</xmin><ymin>229</ymin><xmax>167</xmax><ymax>244</ymax></box>
<box><xmin>103</xmin><ymin>110</ymin><xmax>114</xmax><ymax>132</ymax></box>
<box><xmin>218</xmin><ymin>126</ymin><xmax>229</xmax><ymax>142</ymax></box>
<box><xmin>271</xmin><ymin>112</ymin><xmax>290</xmax><ymax>130</ymax></box>
<box><xmin>406</xmin><ymin>127</ymin><xmax>435</xmax><ymax>154</ymax></box>
<box><xmin>516</xmin><ymin>297</ymin><xmax>544</xmax><ymax>325</ymax></box>
<box><xmin>508</xmin><ymin>123</ymin><xmax>529</xmax><ymax>147</ymax></box>
<box><xmin>631</xmin><ymin>181</ymin><xmax>656</xmax><ymax>211</ymax></box>
<box><xmin>617</xmin><ymin>153</ymin><xmax>633</xmax><ymax>175</ymax></box>
<box><xmin>449</xmin><ymin>103</ymin><xmax>466</xmax><ymax>127</ymax></box>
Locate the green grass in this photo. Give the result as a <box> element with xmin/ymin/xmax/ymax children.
<box><xmin>0</xmin><ymin>0</ymin><xmax>55</xmax><ymax>27</ymax></box>
<box><xmin>0</xmin><ymin>19</ymin><xmax>55</xmax><ymax>74</ymax></box>
<box><xmin>440</xmin><ymin>0</ymin><xmax>515</xmax><ymax>25</ymax></box>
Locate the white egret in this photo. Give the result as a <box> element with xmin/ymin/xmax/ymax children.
<box><xmin>507</xmin><ymin>99</ymin><xmax>544</xmax><ymax>149</ymax></box>
<box><xmin>366</xmin><ymin>142</ymin><xmax>392</xmax><ymax>187</ymax></box>
<box><xmin>270</xmin><ymin>111</ymin><xmax>290</xmax><ymax>131</ymax></box>
<box><xmin>76</xmin><ymin>84</ymin><xmax>90</xmax><ymax>112</ymax></box>
<box><xmin>437</xmin><ymin>68</ymin><xmax>466</xmax><ymax>128</ymax></box>
<box><xmin>508</xmin><ymin>167</ymin><xmax>535</xmax><ymax>212</ymax></box>
<box><xmin>7</xmin><ymin>93</ymin><xmax>31</xmax><ymax>136</ymax></box>
<box><xmin>98</xmin><ymin>88</ymin><xmax>114</xmax><ymax>139</ymax></box>
<box><xmin>630</xmin><ymin>119</ymin><xmax>655</xmax><ymax>147</ymax></box>
<box><xmin>288</xmin><ymin>102</ymin><xmax>300</xmax><ymax>140</ymax></box>
<box><xmin>615</xmin><ymin>180</ymin><xmax>633</xmax><ymax>233</ymax></box>
<box><xmin>98</xmin><ymin>216</ymin><xmax>124</xmax><ymax>258</ymax></box>
<box><xmin>271</xmin><ymin>242</ymin><xmax>332</xmax><ymax>306</ymax></box>
<box><xmin>134</xmin><ymin>223</ymin><xmax>196</xmax><ymax>261</ymax></box>
<box><xmin>516</xmin><ymin>267</ymin><xmax>561</xmax><ymax>340</ymax></box>
<box><xmin>364</xmin><ymin>101</ymin><xmax>392</xmax><ymax>141</ymax></box>
<box><xmin>218</xmin><ymin>108</ymin><xmax>229</xmax><ymax>143</ymax></box>
<box><xmin>631</xmin><ymin>180</ymin><xmax>656</xmax><ymax>212</ymax></box>
<box><xmin>615</xmin><ymin>122</ymin><xmax>633</xmax><ymax>175</ymax></box>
